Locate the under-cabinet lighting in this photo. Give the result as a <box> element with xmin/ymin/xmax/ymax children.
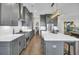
<box><xmin>1</xmin><ymin>26</ymin><xmax>12</xmax><ymax>30</ymax></box>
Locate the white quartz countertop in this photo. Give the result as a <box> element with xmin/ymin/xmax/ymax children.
<box><xmin>42</xmin><ymin>31</ymin><xmax>79</xmax><ymax>42</ymax></box>
<box><xmin>0</xmin><ymin>34</ymin><xmax>24</xmax><ymax>42</ymax></box>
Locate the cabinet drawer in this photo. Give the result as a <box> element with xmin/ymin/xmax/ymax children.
<box><xmin>45</xmin><ymin>41</ymin><xmax>64</xmax><ymax>55</ymax></box>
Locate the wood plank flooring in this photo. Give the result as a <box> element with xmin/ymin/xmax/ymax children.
<box><xmin>21</xmin><ymin>34</ymin><xmax>43</xmax><ymax>55</ymax></box>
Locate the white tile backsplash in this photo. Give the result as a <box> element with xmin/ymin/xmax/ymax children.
<box><xmin>0</xmin><ymin>26</ymin><xmax>13</xmax><ymax>36</ymax></box>
<box><xmin>40</xmin><ymin>26</ymin><xmax>46</xmax><ymax>30</ymax></box>
<box><xmin>0</xmin><ymin>26</ymin><xmax>32</xmax><ymax>36</ymax></box>
<box><xmin>21</xmin><ymin>26</ymin><xmax>32</xmax><ymax>32</ymax></box>
<box><xmin>13</xmin><ymin>26</ymin><xmax>20</xmax><ymax>33</ymax></box>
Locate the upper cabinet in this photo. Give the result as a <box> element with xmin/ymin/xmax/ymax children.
<box><xmin>40</xmin><ymin>14</ymin><xmax>58</xmax><ymax>26</ymax></box>
<box><xmin>40</xmin><ymin>15</ymin><xmax>46</xmax><ymax>26</ymax></box>
<box><xmin>22</xmin><ymin>7</ymin><xmax>33</xmax><ymax>28</ymax></box>
<box><xmin>1</xmin><ymin>3</ymin><xmax>19</xmax><ymax>26</ymax></box>
<box><xmin>0</xmin><ymin>3</ymin><xmax>33</xmax><ymax>27</ymax></box>
<box><xmin>46</xmin><ymin>14</ymin><xmax>58</xmax><ymax>26</ymax></box>
<box><xmin>46</xmin><ymin>14</ymin><xmax>53</xmax><ymax>24</ymax></box>
<box><xmin>0</xmin><ymin>4</ymin><xmax>1</xmax><ymax>25</ymax></box>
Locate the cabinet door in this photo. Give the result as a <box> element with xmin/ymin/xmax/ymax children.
<box><xmin>19</xmin><ymin>39</ymin><xmax>22</xmax><ymax>53</ymax></box>
<box><xmin>22</xmin><ymin>38</ymin><xmax>26</xmax><ymax>49</ymax></box>
<box><xmin>40</xmin><ymin>15</ymin><xmax>46</xmax><ymax>26</ymax></box>
<box><xmin>1</xmin><ymin>4</ymin><xmax>19</xmax><ymax>26</ymax></box>
<box><xmin>0</xmin><ymin>42</ymin><xmax>10</xmax><ymax>55</ymax></box>
<box><xmin>19</xmin><ymin>35</ymin><xmax>26</xmax><ymax>53</ymax></box>
<box><xmin>45</xmin><ymin>41</ymin><xmax>64</xmax><ymax>55</ymax></box>
<box><xmin>11</xmin><ymin>39</ymin><xmax>19</xmax><ymax>55</ymax></box>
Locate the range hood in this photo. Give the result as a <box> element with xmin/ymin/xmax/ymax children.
<box><xmin>18</xmin><ymin>3</ymin><xmax>25</xmax><ymax>20</ymax></box>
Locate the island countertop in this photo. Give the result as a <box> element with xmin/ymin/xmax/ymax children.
<box><xmin>0</xmin><ymin>34</ymin><xmax>24</xmax><ymax>42</ymax></box>
<box><xmin>42</xmin><ymin>31</ymin><xmax>79</xmax><ymax>41</ymax></box>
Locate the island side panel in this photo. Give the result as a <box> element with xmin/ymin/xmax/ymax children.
<box><xmin>44</xmin><ymin>41</ymin><xmax>64</xmax><ymax>55</ymax></box>
<box><xmin>0</xmin><ymin>42</ymin><xmax>10</xmax><ymax>55</ymax></box>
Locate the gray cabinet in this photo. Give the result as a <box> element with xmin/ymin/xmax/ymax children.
<box><xmin>46</xmin><ymin>14</ymin><xmax>52</xmax><ymax>24</ymax></box>
<box><xmin>40</xmin><ymin>15</ymin><xmax>46</xmax><ymax>26</ymax></box>
<box><xmin>0</xmin><ymin>4</ymin><xmax>1</xmax><ymax>25</ymax></box>
<box><xmin>22</xmin><ymin>7</ymin><xmax>33</xmax><ymax>29</ymax></box>
<box><xmin>0</xmin><ymin>42</ymin><xmax>11</xmax><ymax>55</ymax></box>
<box><xmin>46</xmin><ymin>14</ymin><xmax>58</xmax><ymax>26</ymax></box>
<box><xmin>44</xmin><ymin>41</ymin><xmax>64</xmax><ymax>55</ymax></box>
<box><xmin>16</xmin><ymin>31</ymin><xmax>34</xmax><ymax>48</ymax></box>
<box><xmin>1</xmin><ymin>4</ymin><xmax>19</xmax><ymax>26</ymax></box>
<box><xmin>19</xmin><ymin>35</ymin><xmax>26</xmax><ymax>53</ymax></box>
<box><xmin>40</xmin><ymin>15</ymin><xmax>47</xmax><ymax>31</ymax></box>
<box><xmin>0</xmin><ymin>35</ymin><xmax>26</xmax><ymax>55</ymax></box>
<box><xmin>11</xmin><ymin>39</ymin><xmax>19</xmax><ymax>55</ymax></box>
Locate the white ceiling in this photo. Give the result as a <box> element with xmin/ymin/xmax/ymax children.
<box><xmin>23</xmin><ymin>3</ymin><xmax>57</xmax><ymax>15</ymax></box>
<box><xmin>22</xmin><ymin>3</ymin><xmax>79</xmax><ymax>18</ymax></box>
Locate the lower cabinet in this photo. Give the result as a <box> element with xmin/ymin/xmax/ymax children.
<box><xmin>0</xmin><ymin>42</ymin><xmax>11</xmax><ymax>55</ymax></box>
<box><xmin>10</xmin><ymin>39</ymin><xmax>19</xmax><ymax>55</ymax></box>
<box><xmin>0</xmin><ymin>31</ymin><xmax>34</xmax><ymax>55</ymax></box>
<box><xmin>44</xmin><ymin>41</ymin><xmax>64</xmax><ymax>55</ymax></box>
<box><xmin>24</xmin><ymin>31</ymin><xmax>34</xmax><ymax>46</ymax></box>
<box><xmin>11</xmin><ymin>35</ymin><xmax>26</xmax><ymax>55</ymax></box>
<box><xmin>0</xmin><ymin>35</ymin><xmax>26</xmax><ymax>55</ymax></box>
<box><xmin>18</xmin><ymin>35</ymin><xmax>26</xmax><ymax>53</ymax></box>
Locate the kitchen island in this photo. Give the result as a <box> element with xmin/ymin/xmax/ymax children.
<box><xmin>0</xmin><ymin>34</ymin><xmax>26</xmax><ymax>55</ymax></box>
<box><xmin>41</xmin><ymin>31</ymin><xmax>79</xmax><ymax>55</ymax></box>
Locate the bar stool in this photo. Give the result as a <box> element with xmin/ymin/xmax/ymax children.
<box><xmin>64</xmin><ymin>42</ymin><xmax>75</xmax><ymax>55</ymax></box>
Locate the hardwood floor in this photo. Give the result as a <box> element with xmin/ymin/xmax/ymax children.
<box><xmin>21</xmin><ymin>34</ymin><xmax>43</xmax><ymax>55</ymax></box>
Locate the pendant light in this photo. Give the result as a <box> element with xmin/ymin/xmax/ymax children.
<box><xmin>50</xmin><ymin>9</ymin><xmax>61</xmax><ymax>19</ymax></box>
